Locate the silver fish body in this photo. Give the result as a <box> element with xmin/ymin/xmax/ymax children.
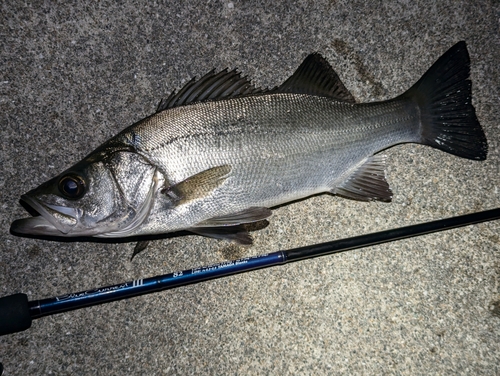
<box><xmin>110</xmin><ymin>95</ymin><xmax>415</xmax><ymax>234</ymax></box>
<box><xmin>11</xmin><ymin>42</ymin><xmax>488</xmax><ymax>244</ymax></box>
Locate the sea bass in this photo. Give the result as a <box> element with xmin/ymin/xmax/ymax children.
<box><xmin>11</xmin><ymin>42</ymin><xmax>488</xmax><ymax>245</ymax></box>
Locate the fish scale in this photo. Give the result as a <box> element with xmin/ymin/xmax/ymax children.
<box><xmin>123</xmin><ymin>95</ymin><xmax>415</xmax><ymax>179</ymax></box>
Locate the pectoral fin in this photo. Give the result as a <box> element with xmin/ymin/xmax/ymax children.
<box><xmin>333</xmin><ymin>155</ymin><xmax>392</xmax><ymax>202</ymax></box>
<box><xmin>163</xmin><ymin>165</ymin><xmax>232</xmax><ymax>204</ymax></box>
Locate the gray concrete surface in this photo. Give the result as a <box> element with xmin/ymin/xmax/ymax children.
<box><xmin>1</xmin><ymin>1</ymin><xmax>499</xmax><ymax>374</ymax></box>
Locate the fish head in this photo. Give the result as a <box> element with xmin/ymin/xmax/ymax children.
<box><xmin>11</xmin><ymin>150</ymin><xmax>159</xmax><ymax>238</ymax></box>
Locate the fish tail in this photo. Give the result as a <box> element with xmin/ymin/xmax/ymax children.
<box><xmin>404</xmin><ymin>41</ymin><xmax>488</xmax><ymax>160</ymax></box>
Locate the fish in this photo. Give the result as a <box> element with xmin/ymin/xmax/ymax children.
<box><xmin>11</xmin><ymin>41</ymin><xmax>488</xmax><ymax>247</ymax></box>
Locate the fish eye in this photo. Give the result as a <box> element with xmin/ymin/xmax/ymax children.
<box><xmin>58</xmin><ymin>175</ymin><xmax>86</xmax><ymax>199</ymax></box>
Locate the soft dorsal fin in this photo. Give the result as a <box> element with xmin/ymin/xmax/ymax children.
<box><xmin>277</xmin><ymin>53</ymin><xmax>356</xmax><ymax>103</ymax></box>
<box><xmin>156</xmin><ymin>69</ymin><xmax>267</xmax><ymax>112</ymax></box>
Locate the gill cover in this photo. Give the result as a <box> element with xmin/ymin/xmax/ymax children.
<box><xmin>11</xmin><ymin>151</ymin><xmax>159</xmax><ymax>237</ymax></box>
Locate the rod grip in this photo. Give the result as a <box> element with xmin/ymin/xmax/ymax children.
<box><xmin>0</xmin><ymin>293</ymin><xmax>32</xmax><ymax>335</ymax></box>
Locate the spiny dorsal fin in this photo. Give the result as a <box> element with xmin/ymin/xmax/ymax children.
<box><xmin>156</xmin><ymin>69</ymin><xmax>267</xmax><ymax>112</ymax></box>
<box><xmin>333</xmin><ymin>155</ymin><xmax>392</xmax><ymax>202</ymax></box>
<box><xmin>277</xmin><ymin>53</ymin><xmax>356</xmax><ymax>103</ymax></box>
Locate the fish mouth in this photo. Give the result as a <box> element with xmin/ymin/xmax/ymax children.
<box><xmin>10</xmin><ymin>195</ymin><xmax>78</xmax><ymax>236</ymax></box>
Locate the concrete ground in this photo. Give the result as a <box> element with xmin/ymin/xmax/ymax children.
<box><xmin>1</xmin><ymin>1</ymin><xmax>499</xmax><ymax>374</ymax></box>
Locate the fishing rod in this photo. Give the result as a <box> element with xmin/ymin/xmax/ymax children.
<box><xmin>1</xmin><ymin>208</ymin><xmax>499</xmax><ymax>336</ymax></box>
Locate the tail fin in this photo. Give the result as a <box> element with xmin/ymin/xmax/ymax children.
<box><xmin>404</xmin><ymin>41</ymin><xmax>488</xmax><ymax>160</ymax></box>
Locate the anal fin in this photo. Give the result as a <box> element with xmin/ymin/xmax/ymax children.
<box><xmin>333</xmin><ymin>155</ymin><xmax>392</xmax><ymax>202</ymax></box>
